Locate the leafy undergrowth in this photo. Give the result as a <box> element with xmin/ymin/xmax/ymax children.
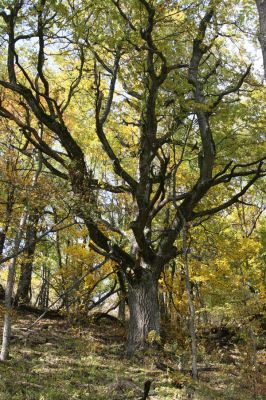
<box><xmin>0</xmin><ymin>311</ymin><xmax>265</xmax><ymax>400</ymax></box>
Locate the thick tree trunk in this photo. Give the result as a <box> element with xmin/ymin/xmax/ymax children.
<box><xmin>127</xmin><ymin>269</ymin><xmax>160</xmax><ymax>355</ymax></box>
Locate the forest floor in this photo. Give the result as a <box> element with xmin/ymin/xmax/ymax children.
<box><xmin>0</xmin><ymin>309</ymin><xmax>265</xmax><ymax>400</ymax></box>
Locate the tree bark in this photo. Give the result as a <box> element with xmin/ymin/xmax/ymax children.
<box><xmin>126</xmin><ymin>269</ymin><xmax>160</xmax><ymax>355</ymax></box>
<box><xmin>15</xmin><ymin>257</ymin><xmax>34</xmax><ymax>305</ymax></box>
<box><xmin>0</xmin><ymin>209</ymin><xmax>28</xmax><ymax>361</ymax></box>
<box><xmin>182</xmin><ymin>222</ymin><xmax>198</xmax><ymax>380</ymax></box>
<box><xmin>117</xmin><ymin>270</ymin><xmax>127</xmax><ymax>322</ymax></box>
<box><xmin>15</xmin><ymin>210</ymin><xmax>39</xmax><ymax>305</ymax></box>
<box><xmin>256</xmin><ymin>0</ymin><xmax>266</xmax><ymax>78</ymax></box>
<box><xmin>0</xmin><ymin>187</ymin><xmax>15</xmax><ymax>258</ymax></box>
<box><xmin>0</xmin><ymin>257</ymin><xmax>17</xmax><ymax>361</ymax></box>
<box><xmin>118</xmin><ymin>299</ymin><xmax>126</xmax><ymax>322</ymax></box>
<box><xmin>36</xmin><ymin>265</ymin><xmax>50</xmax><ymax>308</ymax></box>
<box><xmin>0</xmin><ymin>284</ymin><xmax>5</xmax><ymax>300</ymax></box>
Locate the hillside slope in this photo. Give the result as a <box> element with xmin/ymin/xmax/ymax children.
<box><xmin>0</xmin><ymin>309</ymin><xmax>265</xmax><ymax>400</ymax></box>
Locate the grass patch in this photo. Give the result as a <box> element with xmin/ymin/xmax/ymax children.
<box><xmin>0</xmin><ymin>312</ymin><xmax>265</xmax><ymax>399</ymax></box>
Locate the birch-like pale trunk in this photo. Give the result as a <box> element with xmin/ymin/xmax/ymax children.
<box><xmin>0</xmin><ymin>209</ymin><xmax>28</xmax><ymax>361</ymax></box>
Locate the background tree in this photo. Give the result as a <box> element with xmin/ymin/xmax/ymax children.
<box><xmin>256</xmin><ymin>0</ymin><xmax>266</xmax><ymax>77</ymax></box>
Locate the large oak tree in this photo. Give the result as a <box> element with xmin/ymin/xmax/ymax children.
<box><xmin>0</xmin><ymin>0</ymin><xmax>265</xmax><ymax>353</ymax></box>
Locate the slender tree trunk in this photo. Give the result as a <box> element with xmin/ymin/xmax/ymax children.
<box><xmin>117</xmin><ymin>270</ymin><xmax>127</xmax><ymax>322</ymax></box>
<box><xmin>182</xmin><ymin>222</ymin><xmax>198</xmax><ymax>380</ymax></box>
<box><xmin>0</xmin><ymin>209</ymin><xmax>28</xmax><ymax>361</ymax></box>
<box><xmin>1</xmin><ymin>257</ymin><xmax>17</xmax><ymax>361</ymax></box>
<box><xmin>0</xmin><ymin>188</ymin><xmax>15</xmax><ymax>257</ymax></box>
<box><xmin>241</xmin><ymin>261</ymin><xmax>258</xmax><ymax>398</ymax></box>
<box><xmin>15</xmin><ymin>210</ymin><xmax>39</xmax><ymax>305</ymax></box>
<box><xmin>256</xmin><ymin>0</ymin><xmax>266</xmax><ymax>78</ymax></box>
<box><xmin>126</xmin><ymin>269</ymin><xmax>160</xmax><ymax>355</ymax></box>
<box><xmin>0</xmin><ymin>284</ymin><xmax>5</xmax><ymax>300</ymax></box>
<box><xmin>36</xmin><ymin>265</ymin><xmax>50</xmax><ymax>308</ymax></box>
<box><xmin>195</xmin><ymin>282</ymin><xmax>208</xmax><ymax>325</ymax></box>
<box><xmin>53</xmin><ymin>208</ymin><xmax>70</xmax><ymax>310</ymax></box>
<box><xmin>159</xmin><ymin>292</ymin><xmax>167</xmax><ymax>323</ymax></box>
<box><xmin>118</xmin><ymin>298</ymin><xmax>126</xmax><ymax>322</ymax></box>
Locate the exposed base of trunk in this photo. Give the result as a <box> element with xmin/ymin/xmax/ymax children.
<box><xmin>126</xmin><ymin>270</ymin><xmax>160</xmax><ymax>356</ymax></box>
<box><xmin>0</xmin><ymin>313</ymin><xmax>12</xmax><ymax>361</ymax></box>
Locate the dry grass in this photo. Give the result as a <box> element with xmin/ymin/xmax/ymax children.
<box><xmin>0</xmin><ymin>310</ymin><xmax>265</xmax><ymax>400</ymax></box>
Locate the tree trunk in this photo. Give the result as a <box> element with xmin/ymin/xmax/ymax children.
<box><xmin>0</xmin><ymin>284</ymin><xmax>5</xmax><ymax>300</ymax></box>
<box><xmin>159</xmin><ymin>291</ymin><xmax>169</xmax><ymax>326</ymax></box>
<box><xmin>36</xmin><ymin>265</ymin><xmax>50</xmax><ymax>308</ymax></box>
<box><xmin>0</xmin><ymin>257</ymin><xmax>17</xmax><ymax>361</ymax></box>
<box><xmin>195</xmin><ymin>282</ymin><xmax>208</xmax><ymax>325</ymax></box>
<box><xmin>15</xmin><ymin>211</ymin><xmax>39</xmax><ymax>305</ymax></box>
<box><xmin>118</xmin><ymin>298</ymin><xmax>126</xmax><ymax>322</ymax></box>
<box><xmin>0</xmin><ymin>187</ymin><xmax>15</xmax><ymax>258</ymax></box>
<box><xmin>117</xmin><ymin>270</ymin><xmax>127</xmax><ymax>322</ymax></box>
<box><xmin>183</xmin><ymin>222</ymin><xmax>198</xmax><ymax>380</ymax></box>
<box><xmin>15</xmin><ymin>259</ymin><xmax>33</xmax><ymax>305</ymax></box>
<box><xmin>0</xmin><ymin>209</ymin><xmax>28</xmax><ymax>361</ymax></box>
<box><xmin>126</xmin><ymin>269</ymin><xmax>160</xmax><ymax>355</ymax></box>
<box><xmin>256</xmin><ymin>0</ymin><xmax>266</xmax><ymax>78</ymax></box>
